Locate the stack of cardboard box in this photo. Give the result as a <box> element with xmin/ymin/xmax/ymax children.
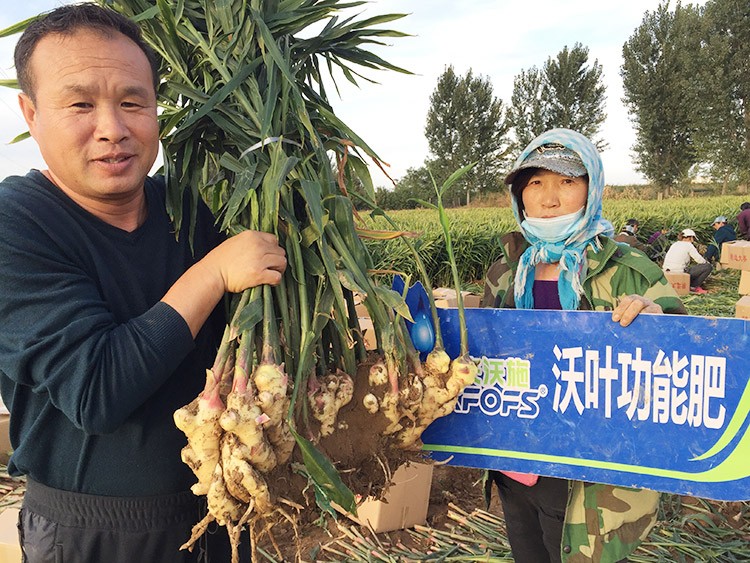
<box><xmin>720</xmin><ymin>241</ymin><xmax>750</xmax><ymax>319</ymax></box>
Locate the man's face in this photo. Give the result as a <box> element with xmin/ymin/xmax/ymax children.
<box><xmin>18</xmin><ymin>28</ymin><xmax>159</xmax><ymax>209</ymax></box>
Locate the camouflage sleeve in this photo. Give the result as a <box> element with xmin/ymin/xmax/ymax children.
<box><xmin>482</xmin><ymin>257</ymin><xmax>511</xmax><ymax>308</ymax></box>
<box><xmin>640</xmin><ymin>277</ymin><xmax>687</xmax><ymax>315</ymax></box>
<box><xmin>482</xmin><ymin>232</ymin><xmax>526</xmax><ymax>308</ymax></box>
<box><xmin>588</xmin><ymin>244</ymin><xmax>686</xmax><ymax>315</ymax></box>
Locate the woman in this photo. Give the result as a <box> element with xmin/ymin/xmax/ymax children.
<box><xmin>482</xmin><ymin>128</ymin><xmax>686</xmax><ymax>563</ymax></box>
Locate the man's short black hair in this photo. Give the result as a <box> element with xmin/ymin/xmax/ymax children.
<box><xmin>742</xmin><ymin>202</ymin><xmax>750</xmax><ymax>211</ymax></box>
<box><xmin>625</xmin><ymin>218</ymin><xmax>639</xmax><ymax>226</ymax></box>
<box><xmin>14</xmin><ymin>2</ymin><xmax>160</xmax><ymax>101</ymax></box>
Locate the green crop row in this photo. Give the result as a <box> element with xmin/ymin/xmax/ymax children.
<box><xmin>362</xmin><ymin>196</ymin><xmax>748</xmax><ymax>288</ymax></box>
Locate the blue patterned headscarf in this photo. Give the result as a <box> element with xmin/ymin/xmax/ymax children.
<box><xmin>510</xmin><ymin>128</ymin><xmax>614</xmax><ymax>310</ymax></box>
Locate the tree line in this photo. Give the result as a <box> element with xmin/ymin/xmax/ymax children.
<box><xmin>372</xmin><ymin>0</ymin><xmax>748</xmax><ymax>210</ymax></box>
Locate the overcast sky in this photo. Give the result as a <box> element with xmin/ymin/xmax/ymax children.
<box><xmin>0</xmin><ymin>1</ymin><xmax>706</xmax><ymax>188</ymax></box>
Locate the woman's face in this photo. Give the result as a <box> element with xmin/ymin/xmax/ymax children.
<box><xmin>521</xmin><ymin>169</ymin><xmax>588</xmax><ymax>219</ymax></box>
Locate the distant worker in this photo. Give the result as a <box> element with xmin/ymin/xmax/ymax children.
<box><xmin>648</xmin><ymin>227</ymin><xmax>669</xmax><ymax>246</ymax></box>
<box><xmin>614</xmin><ymin>218</ymin><xmax>647</xmax><ymax>252</ymax></box>
<box><xmin>647</xmin><ymin>226</ymin><xmax>670</xmax><ymax>263</ymax></box>
<box><xmin>737</xmin><ymin>202</ymin><xmax>750</xmax><ymax>240</ymax></box>
<box><xmin>663</xmin><ymin>229</ymin><xmax>713</xmax><ymax>294</ymax></box>
<box><xmin>704</xmin><ymin>216</ymin><xmax>736</xmax><ymax>263</ymax></box>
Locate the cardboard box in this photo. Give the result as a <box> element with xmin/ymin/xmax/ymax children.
<box><xmin>720</xmin><ymin>241</ymin><xmax>731</xmax><ymax>264</ymax></box>
<box><xmin>664</xmin><ymin>271</ymin><xmax>690</xmax><ymax>296</ymax></box>
<box><xmin>0</xmin><ymin>415</ymin><xmax>10</xmax><ymax>466</ymax></box>
<box><xmin>357</xmin><ymin>317</ymin><xmax>377</xmax><ymax>350</ymax></box>
<box><xmin>348</xmin><ymin>292</ymin><xmax>369</xmax><ymax>319</ymax></box>
<box><xmin>736</xmin><ymin>296</ymin><xmax>750</xmax><ymax>319</ymax></box>
<box><xmin>432</xmin><ymin>288</ymin><xmax>482</xmax><ymax>308</ymax></box>
<box><xmin>721</xmin><ymin>241</ymin><xmax>750</xmax><ymax>270</ymax></box>
<box><xmin>740</xmin><ymin>271</ymin><xmax>750</xmax><ymax>296</ymax></box>
<box><xmin>342</xmin><ymin>462</ymin><xmax>433</xmax><ymax>533</ymax></box>
<box><xmin>0</xmin><ymin>509</ymin><xmax>21</xmax><ymax>563</ymax></box>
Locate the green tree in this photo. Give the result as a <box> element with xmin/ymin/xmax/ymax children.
<box><xmin>508</xmin><ymin>44</ymin><xmax>607</xmax><ymax>153</ymax></box>
<box><xmin>424</xmin><ymin>66</ymin><xmax>511</xmax><ymax>206</ymax></box>
<box><xmin>376</xmin><ymin>165</ymin><xmax>435</xmax><ymax>210</ymax></box>
<box><xmin>543</xmin><ymin>43</ymin><xmax>607</xmax><ymax>150</ymax></box>
<box><xmin>621</xmin><ymin>2</ymin><xmax>703</xmax><ymax>194</ymax></box>
<box><xmin>509</xmin><ymin>67</ymin><xmax>547</xmax><ymax>151</ymax></box>
<box><xmin>694</xmin><ymin>0</ymin><xmax>750</xmax><ymax>190</ymax></box>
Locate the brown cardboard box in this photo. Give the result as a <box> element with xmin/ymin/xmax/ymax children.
<box><xmin>357</xmin><ymin>317</ymin><xmax>377</xmax><ymax>350</ymax></box>
<box><xmin>721</xmin><ymin>241</ymin><xmax>750</xmax><ymax>270</ymax></box>
<box><xmin>720</xmin><ymin>241</ymin><xmax>731</xmax><ymax>264</ymax></box>
<box><xmin>348</xmin><ymin>292</ymin><xmax>369</xmax><ymax>319</ymax></box>
<box><xmin>354</xmin><ymin>302</ymin><xmax>369</xmax><ymax>318</ymax></box>
<box><xmin>0</xmin><ymin>509</ymin><xmax>21</xmax><ymax>563</ymax></box>
<box><xmin>0</xmin><ymin>415</ymin><xmax>10</xmax><ymax>466</ymax></box>
<box><xmin>340</xmin><ymin>463</ymin><xmax>433</xmax><ymax>533</ymax></box>
<box><xmin>735</xmin><ymin>296</ymin><xmax>750</xmax><ymax>319</ymax></box>
<box><xmin>739</xmin><ymin>271</ymin><xmax>750</xmax><ymax>296</ymax></box>
<box><xmin>664</xmin><ymin>271</ymin><xmax>690</xmax><ymax>296</ymax></box>
<box><xmin>432</xmin><ymin>288</ymin><xmax>482</xmax><ymax>308</ymax></box>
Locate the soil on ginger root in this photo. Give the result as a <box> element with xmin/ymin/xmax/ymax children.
<box><xmin>313</xmin><ymin>356</ymin><xmax>425</xmax><ymax>498</ymax></box>
<box><xmin>249</xmin><ymin>355</ymin><xmax>494</xmax><ymax>561</ymax></box>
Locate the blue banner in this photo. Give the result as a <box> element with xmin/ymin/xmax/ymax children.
<box><xmin>420</xmin><ymin>307</ymin><xmax>750</xmax><ymax>501</ymax></box>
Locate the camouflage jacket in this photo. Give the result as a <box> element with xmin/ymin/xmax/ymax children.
<box><xmin>482</xmin><ymin>231</ymin><xmax>686</xmax><ymax>315</ymax></box>
<box><xmin>483</xmin><ymin>232</ymin><xmax>686</xmax><ymax>562</ymax></box>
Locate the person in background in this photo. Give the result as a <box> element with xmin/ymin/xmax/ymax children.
<box><xmin>648</xmin><ymin>227</ymin><xmax>669</xmax><ymax>246</ymax></box>
<box><xmin>647</xmin><ymin>226</ymin><xmax>671</xmax><ymax>262</ymax></box>
<box><xmin>704</xmin><ymin>215</ymin><xmax>736</xmax><ymax>263</ymax></box>
<box><xmin>482</xmin><ymin>128</ymin><xmax>685</xmax><ymax>563</ymax></box>
<box><xmin>663</xmin><ymin>229</ymin><xmax>713</xmax><ymax>294</ymax></box>
<box><xmin>614</xmin><ymin>218</ymin><xmax>648</xmax><ymax>252</ymax></box>
<box><xmin>737</xmin><ymin>202</ymin><xmax>750</xmax><ymax>240</ymax></box>
<box><xmin>0</xmin><ymin>4</ymin><xmax>286</xmax><ymax>561</ymax></box>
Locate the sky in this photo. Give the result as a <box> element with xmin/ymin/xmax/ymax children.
<box><xmin>0</xmin><ymin>1</ymin><xmax>706</xmax><ymax>188</ymax></box>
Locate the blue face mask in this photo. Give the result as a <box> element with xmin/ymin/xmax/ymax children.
<box><xmin>521</xmin><ymin>207</ymin><xmax>585</xmax><ymax>243</ymax></box>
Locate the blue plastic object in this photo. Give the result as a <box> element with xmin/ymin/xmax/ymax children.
<box><xmin>410</xmin><ymin>311</ymin><xmax>435</xmax><ymax>352</ymax></box>
<box><xmin>392</xmin><ymin>276</ymin><xmax>435</xmax><ymax>353</ymax></box>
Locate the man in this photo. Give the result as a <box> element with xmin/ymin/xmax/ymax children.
<box><xmin>704</xmin><ymin>215</ymin><xmax>736</xmax><ymax>263</ymax></box>
<box><xmin>737</xmin><ymin>202</ymin><xmax>750</xmax><ymax>240</ymax></box>
<box><xmin>0</xmin><ymin>4</ymin><xmax>286</xmax><ymax>561</ymax></box>
<box><xmin>613</xmin><ymin>218</ymin><xmax>648</xmax><ymax>252</ymax></box>
<box><xmin>662</xmin><ymin>229</ymin><xmax>712</xmax><ymax>294</ymax></box>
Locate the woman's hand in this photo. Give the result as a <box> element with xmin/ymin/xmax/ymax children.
<box><xmin>611</xmin><ymin>295</ymin><xmax>663</xmax><ymax>327</ymax></box>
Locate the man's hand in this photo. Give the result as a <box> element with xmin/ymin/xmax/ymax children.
<box><xmin>611</xmin><ymin>295</ymin><xmax>663</xmax><ymax>327</ymax></box>
<box><xmin>208</xmin><ymin>231</ymin><xmax>287</xmax><ymax>293</ymax></box>
<box><xmin>163</xmin><ymin>230</ymin><xmax>287</xmax><ymax>337</ymax></box>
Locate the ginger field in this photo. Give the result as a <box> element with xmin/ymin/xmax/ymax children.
<box><xmin>364</xmin><ymin>195</ymin><xmax>748</xmax><ymax>290</ymax></box>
